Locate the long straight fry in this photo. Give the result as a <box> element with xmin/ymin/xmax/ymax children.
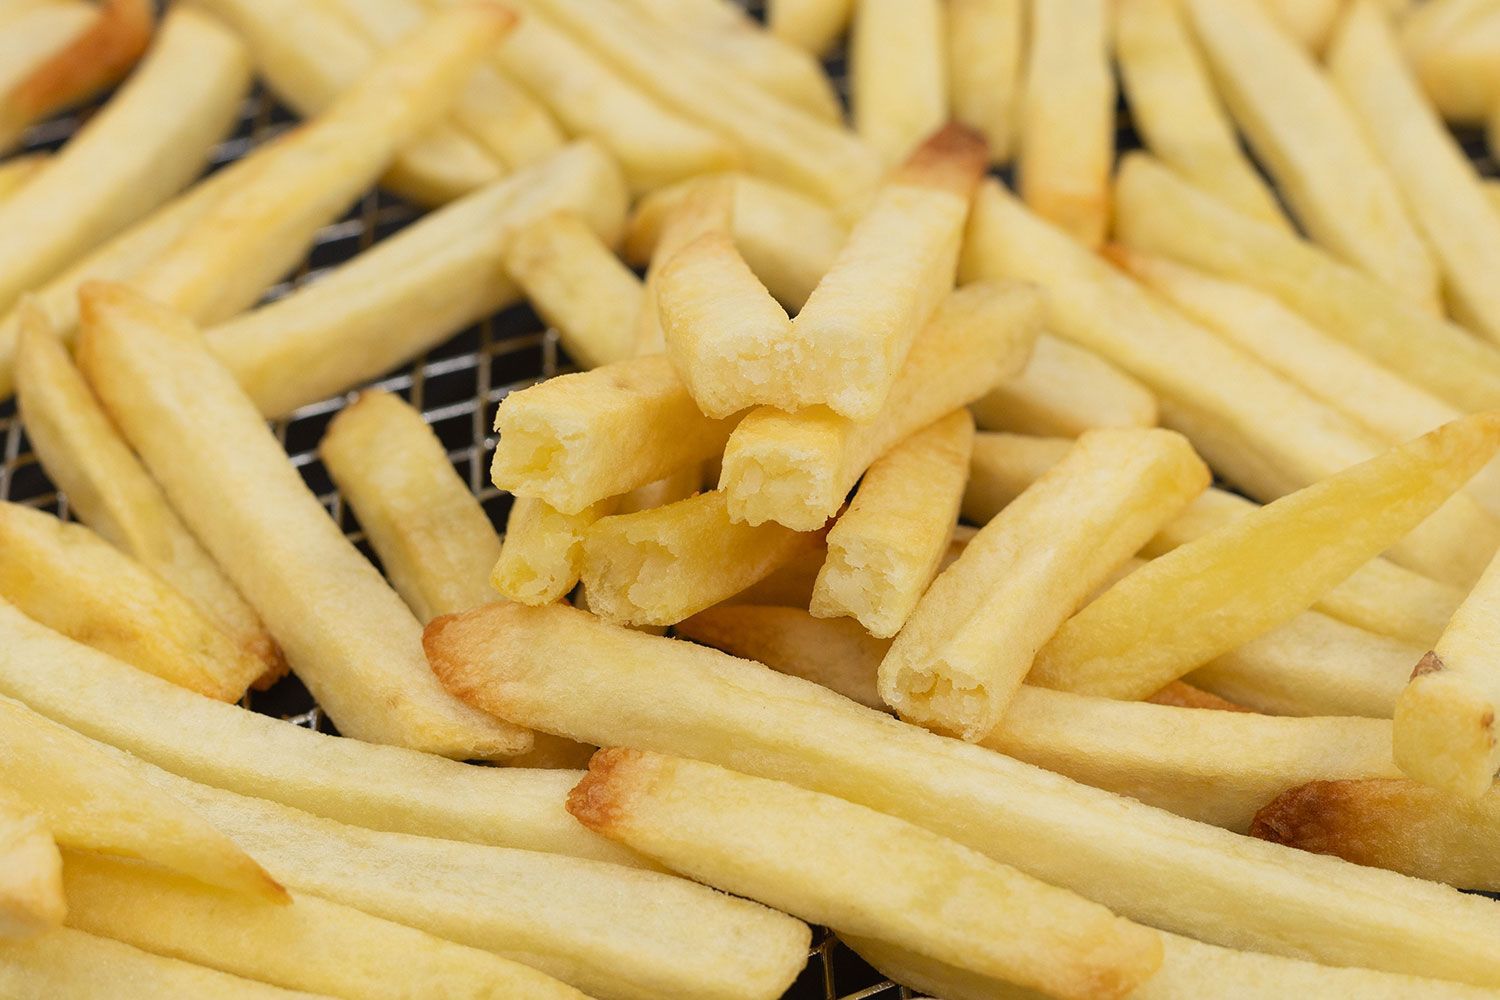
<box><xmin>971</xmin><ymin>334</ymin><xmax>1158</xmax><ymax>437</ymax></box>
<box><xmin>0</xmin><ymin>789</ymin><xmax>62</xmax><ymax>938</ymax></box>
<box><xmin>947</xmin><ymin>0</ymin><xmax>1023</xmax><ymax>165</ymax></box>
<box><xmin>849</xmin><ymin>0</ymin><xmax>946</xmax><ymax>166</ymax></box>
<box><xmin>632</xmin><ymin>173</ymin><xmax>734</xmax><ymax>355</ymax></box>
<box><xmin>77</xmin><ymin>283</ymin><xmax>528</xmax><ymax>759</ymax></box>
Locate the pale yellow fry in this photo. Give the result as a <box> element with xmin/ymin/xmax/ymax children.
<box><xmin>0</xmin><ymin>602</ymin><xmax>636</xmax><ymax>867</ymax></box>
<box><xmin>135</xmin><ymin>4</ymin><xmax>514</xmax><ymax>325</ymax></box>
<box><xmin>720</xmin><ymin>280</ymin><xmax>1039</xmax><ymax>531</ymax></box>
<box><xmin>428</xmin><ymin>600</ymin><xmax>1500</xmax><ymax>985</ymax></box>
<box><xmin>767</xmin><ymin>0</ymin><xmax>853</xmax><ymax>55</ymax></box>
<box><xmin>0</xmin><ymin>152</ymin><xmax>45</xmax><ymax>201</ymax></box>
<box><xmin>0</xmin><ymin>8</ymin><xmax>247</xmax><ymax>317</ymax></box>
<box><xmin>1331</xmin><ymin>1</ymin><xmax>1500</xmax><ymax>344</ymax></box>
<box><xmin>209</xmin><ymin>142</ymin><xmax>626</xmax><ymax>419</ymax></box>
<box><xmin>0</xmin><ymin>789</ymin><xmax>63</xmax><ymax>939</ymax></box>
<box><xmin>503</xmin><ymin>212</ymin><xmax>642</xmax><ymax>370</ymax></box>
<box><xmin>947</xmin><ymin>0</ymin><xmax>1023</xmax><ymax>166</ymax></box>
<box><xmin>971</xmin><ymin>333</ymin><xmax>1158</xmax><ymax>437</ymax></box>
<box><xmin>850</xmin><ymin>0</ymin><xmax>946</xmax><ymax>166</ymax></box>
<box><xmin>1253</xmin><ymin>777</ymin><xmax>1500</xmax><ymax>891</ymax></box>
<box><xmin>155</xmin><ymin>768</ymin><xmax>811</xmax><ymax>1000</ymax></box>
<box><xmin>1115</xmin><ymin>0</ymin><xmax>1289</xmax><ymax>229</ymax></box>
<box><xmin>1402</xmin><ymin>0</ymin><xmax>1500</xmax><ymax>124</ymax></box>
<box><xmin>571</xmin><ymin>749</ymin><xmax>1162</xmax><ymax>1000</ymax></box>
<box><xmin>0</xmin><ymin>502</ymin><xmax>263</xmax><ymax>701</ymax></box>
<box><xmin>320</xmin><ymin>391</ymin><xmax>502</xmax><ymax>623</ymax></box>
<box><xmin>1031</xmin><ymin>413</ymin><xmax>1500</xmax><ymax>700</ymax></box>
<box><xmin>14</xmin><ymin>316</ymin><xmax>281</xmax><ymax>682</ymax></box>
<box><xmin>1187</xmin><ymin>0</ymin><xmax>1438</xmax><ymax>306</ymax></box>
<box><xmin>494</xmin><ymin>496</ymin><xmax>619</xmax><ymax>606</ymax></box>
<box><xmin>580</xmin><ymin>490</ymin><xmax>823</xmax><ymax>627</ymax></box>
<box><xmin>811</xmin><ymin>411</ymin><xmax>972</xmax><ymax>638</ymax></box>
<box><xmin>615</xmin><ymin>465</ymin><xmax>702</xmax><ymax>515</ymax></box>
<box><xmin>61</xmin><ymin>853</ymin><xmax>588</xmax><ymax>1000</ymax></box>
<box><xmin>1019</xmin><ymin>0</ymin><xmax>1113</xmax><ymax>247</ymax></box>
<box><xmin>77</xmin><ymin>283</ymin><xmax>529</xmax><ymax>760</ymax></box>
<box><xmin>1260</xmin><ymin>0</ymin><xmax>1343</xmax><ymax>51</ymax></box>
<box><xmin>1112</xmin><ymin>153</ymin><xmax>1500</xmax><ymax>413</ymax></box>
<box><xmin>0</xmin><ymin>694</ymin><xmax>281</xmax><ymax>902</ymax></box>
<box><xmin>631</xmin><ymin>175</ymin><xmax>734</xmax><ymax>356</ymax></box>
<box><xmin>491</xmin><ymin>354</ymin><xmax>738</xmax><ymax>515</ymax></box>
<box><xmin>881</xmin><ymin>428</ymin><xmax>1208</xmax><ymax>740</ymax></box>
<box><xmin>960</xmin><ymin>432</ymin><xmax>1072</xmax><ymax>521</ymax></box>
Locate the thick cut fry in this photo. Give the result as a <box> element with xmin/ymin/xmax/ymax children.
<box><xmin>1115</xmin><ymin>0</ymin><xmax>1288</xmax><ymax>229</ymax></box>
<box><xmin>1331</xmin><ymin>2</ymin><xmax>1500</xmax><ymax>344</ymax></box>
<box><xmin>1186</xmin><ymin>0</ymin><xmax>1437</xmax><ymax>305</ymax></box>
<box><xmin>155</xmin><ymin>769</ymin><xmax>810</xmax><ymax>1000</ymax></box>
<box><xmin>134</xmin><ymin>4</ymin><xmax>514</xmax><ymax>325</ymax></box>
<box><xmin>811</xmin><ymin>411</ymin><xmax>973</xmax><ymax>638</ymax></box>
<box><xmin>0</xmin><ymin>604</ymin><xmax>635</xmax><ymax>867</ymax></box>
<box><xmin>947</xmin><ymin>0</ymin><xmax>1023</xmax><ymax>166</ymax></box>
<box><xmin>1253</xmin><ymin>778</ymin><xmax>1500</xmax><ymax>890</ymax></box>
<box><xmin>0</xmin><ymin>790</ymin><xmax>63</xmax><ymax>938</ymax></box>
<box><xmin>502</xmin><ymin>212</ymin><xmax>642</xmax><ymax>370</ymax></box>
<box><xmin>14</xmin><ymin>317</ymin><xmax>280</xmax><ymax>680</ymax></box>
<box><xmin>971</xmin><ymin>334</ymin><xmax>1158</xmax><ymax>437</ymax></box>
<box><xmin>494</xmin><ymin>496</ymin><xmax>618</xmax><ymax>606</ymax></box>
<box><xmin>850</xmin><ymin>0</ymin><xmax>946</xmax><ymax>166</ymax></box>
<box><xmin>0</xmin><ymin>8</ymin><xmax>246</xmax><ymax>317</ymax></box>
<box><xmin>431</xmin><ymin>601</ymin><xmax>1500</xmax><ymax>986</ymax></box>
<box><xmin>767</xmin><ymin>0</ymin><xmax>852</xmax><ymax>55</ymax></box>
<box><xmin>320</xmin><ymin>391</ymin><xmax>502</xmax><ymax>624</ymax></box>
<box><xmin>721</xmin><ymin>280</ymin><xmax>1041</xmax><ymax>531</ymax></box>
<box><xmin>615</xmin><ymin>466</ymin><xmax>702</xmax><ymax>516</ymax></box>
<box><xmin>1031</xmin><ymin>415</ymin><xmax>1500</xmax><ymax>700</ymax></box>
<box><xmin>1111</xmin><ymin>149</ymin><xmax>1500</xmax><ymax>414</ymax></box>
<box><xmin>571</xmin><ymin>749</ymin><xmax>1162</xmax><ymax>1000</ymax></box>
<box><xmin>580</xmin><ymin>491</ymin><xmax>822</xmax><ymax>627</ymax></box>
<box><xmin>61</xmin><ymin>854</ymin><xmax>589</xmax><ymax>1000</ymax></box>
<box><xmin>0</xmin><ymin>502</ymin><xmax>263</xmax><ymax>701</ymax></box>
<box><xmin>961</xmin><ymin>432</ymin><xmax>1072</xmax><ymax>521</ymax></box>
<box><xmin>0</xmin><ymin>695</ymin><xmax>280</xmax><ymax>902</ymax></box>
<box><xmin>1402</xmin><ymin>0</ymin><xmax>1500</xmax><ymax>124</ymax></box>
<box><xmin>0</xmin><ymin>0</ymin><xmax>152</xmax><ymax>151</ymax></box>
<box><xmin>209</xmin><ymin>142</ymin><xmax>626</xmax><ymax>419</ymax></box>
<box><xmin>625</xmin><ymin>172</ymin><xmax>846</xmax><ymax>311</ymax></box>
<box><xmin>1019</xmin><ymin>0</ymin><xmax>1113</xmax><ymax>247</ymax></box>
<box><xmin>491</xmin><ymin>354</ymin><xmax>737</xmax><ymax>515</ymax></box>
<box><xmin>632</xmin><ymin>174</ymin><xmax>734</xmax><ymax>356</ymax></box>
<box><xmin>881</xmin><ymin>429</ymin><xmax>1208</xmax><ymax>740</ymax></box>
<box><xmin>77</xmin><ymin>284</ymin><xmax>528</xmax><ymax>759</ymax></box>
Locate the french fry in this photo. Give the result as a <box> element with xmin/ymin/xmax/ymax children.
<box><xmin>494</xmin><ymin>496</ymin><xmax>619</xmax><ymax>606</ymax></box>
<box><xmin>720</xmin><ymin>280</ymin><xmax>1041</xmax><ymax>531</ymax></box>
<box><xmin>208</xmin><ymin>141</ymin><xmax>627</xmax><ymax>419</ymax></box>
<box><xmin>77</xmin><ymin>283</ymin><xmax>529</xmax><ymax>760</ymax></box>
<box><xmin>1401</xmin><ymin>0</ymin><xmax>1500</xmax><ymax>124</ymax></box>
<box><xmin>880</xmin><ymin>428</ymin><xmax>1208</xmax><ymax>740</ymax></box>
<box><xmin>0</xmin><ymin>789</ymin><xmax>63</xmax><ymax>939</ymax></box>
<box><xmin>971</xmin><ymin>333</ymin><xmax>1159</xmax><ymax>437</ymax></box>
<box><xmin>0</xmin><ymin>0</ymin><xmax>152</xmax><ymax>151</ymax></box>
<box><xmin>0</xmin><ymin>602</ymin><xmax>638</xmax><ymax>867</ymax></box>
<box><xmin>615</xmin><ymin>465</ymin><xmax>703</xmax><ymax>516</ymax></box>
<box><xmin>850</xmin><ymin>0</ymin><xmax>947</xmax><ymax>166</ymax></box>
<box><xmin>14</xmin><ymin>315</ymin><xmax>282</xmax><ymax>682</ymax></box>
<box><xmin>0</xmin><ymin>7</ymin><xmax>247</xmax><ymax>317</ymax></box>
<box><xmin>155</xmin><ymin>767</ymin><xmax>812</xmax><ymax>1000</ymax></box>
<box><xmin>1146</xmin><ymin>681</ymin><xmax>1247</xmax><ymax>712</ymax></box>
<box><xmin>491</xmin><ymin>354</ymin><xmax>737</xmax><ymax>515</ymax></box>
<box><xmin>947</xmin><ymin>0</ymin><xmax>1023</xmax><ymax>166</ymax></box>
<box><xmin>1030</xmin><ymin>414</ymin><xmax>1500</xmax><ymax>701</ymax></box>
<box><xmin>191</xmin><ymin>0</ymin><xmax>503</xmax><ymax>206</ymax></box>
<box><xmin>0</xmin><ymin>927</ymin><xmax>329</xmax><ymax>999</ymax></box>
<box><xmin>0</xmin><ymin>502</ymin><xmax>264</xmax><ymax>702</ymax></box>
<box><xmin>0</xmin><ymin>152</ymin><xmax>44</xmax><ymax>201</ymax></box>
<box><xmin>1186</xmin><ymin>0</ymin><xmax>1438</xmax><ymax>306</ymax></box>
<box><xmin>1253</xmin><ymin>778</ymin><xmax>1500</xmax><ymax>890</ymax></box>
<box><xmin>0</xmin><ymin>694</ymin><xmax>281</xmax><ymax>902</ymax></box>
<box><xmin>502</xmin><ymin>212</ymin><xmax>643</xmax><ymax>370</ymax></box>
<box><xmin>766</xmin><ymin>0</ymin><xmax>852</xmax><ymax>55</ymax></box>
<box><xmin>1115</xmin><ymin>0</ymin><xmax>1288</xmax><ymax>229</ymax></box>
<box><xmin>61</xmin><ymin>853</ymin><xmax>589</xmax><ymax>1000</ymax></box>
<box><xmin>965</xmin><ymin>175</ymin><xmax>1500</xmax><ymax>587</ymax></box>
<box><xmin>1330</xmin><ymin>1</ymin><xmax>1500</xmax><ymax>344</ymax></box>
<box><xmin>570</xmin><ymin>749</ymin><xmax>1163</xmax><ymax>1000</ymax></box>
<box><xmin>580</xmin><ymin>491</ymin><xmax>822</xmax><ymax>627</ymax></box>
<box><xmin>632</xmin><ymin>174</ymin><xmax>733</xmax><ymax>356</ymax></box>
<box><xmin>727</xmin><ymin>544</ymin><xmax>827</xmax><ymax>607</ymax></box>
<box><xmin>1261</xmin><ymin>0</ymin><xmax>1343</xmax><ymax>51</ymax></box>
<box><xmin>961</xmin><ymin>432</ymin><xmax>1071</xmax><ymax>521</ymax></box>
<box><xmin>810</xmin><ymin>411</ymin><xmax>972</xmax><ymax>638</ymax></box>
<box><xmin>133</xmin><ymin>3</ymin><xmax>515</xmax><ymax>325</ymax></box>
<box><xmin>430</xmin><ymin>600</ymin><xmax>1500</xmax><ymax>985</ymax></box>
<box><xmin>1018</xmin><ymin>0</ymin><xmax>1113</xmax><ymax>247</ymax></box>
<box><xmin>0</xmin><ymin>1</ymin><xmax>95</xmax><ymax>100</ymax></box>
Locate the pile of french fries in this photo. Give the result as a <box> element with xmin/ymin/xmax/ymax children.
<box><xmin>13</xmin><ymin>0</ymin><xmax>1500</xmax><ymax>997</ymax></box>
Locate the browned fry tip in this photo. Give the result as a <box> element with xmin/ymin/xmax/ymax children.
<box><xmin>892</xmin><ymin>122</ymin><xmax>990</xmax><ymax>197</ymax></box>
<box><xmin>2</xmin><ymin>0</ymin><xmax>155</xmax><ymax>126</ymax></box>
<box><xmin>1147</xmin><ymin>681</ymin><xmax>1251</xmax><ymax>712</ymax></box>
<box><xmin>566</xmin><ymin>747</ymin><xmax>649</xmax><ymax>832</ymax></box>
<box><xmin>1249</xmin><ymin>779</ymin><xmax>1360</xmax><ymax>850</ymax></box>
<box><xmin>1411</xmin><ymin>650</ymin><xmax>1445</xmax><ymax>680</ymax></box>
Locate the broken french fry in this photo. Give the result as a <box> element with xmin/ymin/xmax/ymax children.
<box><xmin>0</xmin><ymin>788</ymin><xmax>63</xmax><ymax>939</ymax></box>
<box><xmin>494</xmin><ymin>495</ymin><xmax>619</xmax><ymax>606</ymax></box>
<box><xmin>947</xmin><ymin>0</ymin><xmax>1023</xmax><ymax>166</ymax></box>
<box><xmin>849</xmin><ymin>0</ymin><xmax>947</xmax><ymax>167</ymax></box>
<box><xmin>970</xmin><ymin>334</ymin><xmax>1158</xmax><ymax>438</ymax></box>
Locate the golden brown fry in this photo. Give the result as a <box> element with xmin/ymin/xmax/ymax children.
<box><xmin>571</xmin><ymin>749</ymin><xmax>1163</xmax><ymax>1000</ymax></box>
<box><xmin>881</xmin><ymin>429</ymin><xmax>1208</xmax><ymax>740</ymax></box>
<box><xmin>849</xmin><ymin>0</ymin><xmax>946</xmax><ymax>166</ymax></box>
<box><xmin>1146</xmin><ymin>681</ymin><xmax>1247</xmax><ymax>712</ymax></box>
<box><xmin>78</xmin><ymin>283</ymin><xmax>528</xmax><ymax>759</ymax></box>
<box><xmin>970</xmin><ymin>334</ymin><xmax>1158</xmax><ymax>437</ymax></box>
<box><xmin>494</xmin><ymin>496</ymin><xmax>618</xmax><ymax>606</ymax></box>
<box><xmin>947</xmin><ymin>0</ymin><xmax>1023</xmax><ymax>166</ymax></box>
<box><xmin>767</xmin><ymin>0</ymin><xmax>852</xmax><ymax>55</ymax></box>
<box><xmin>0</xmin><ymin>788</ymin><xmax>63</xmax><ymax>939</ymax></box>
